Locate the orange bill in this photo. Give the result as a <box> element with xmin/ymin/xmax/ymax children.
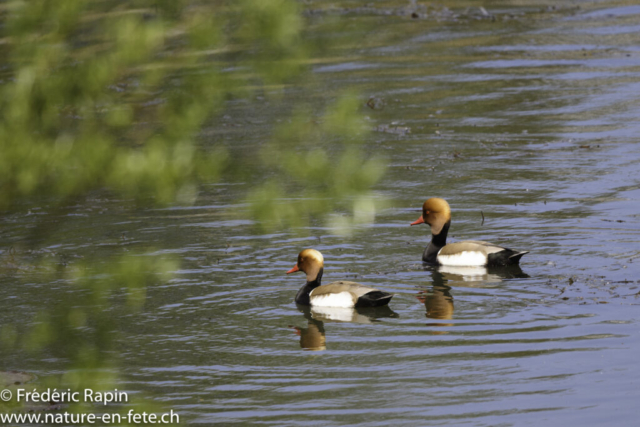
<box><xmin>410</xmin><ymin>216</ymin><xmax>425</xmax><ymax>226</ymax></box>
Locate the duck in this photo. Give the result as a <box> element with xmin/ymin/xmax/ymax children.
<box><xmin>410</xmin><ymin>198</ymin><xmax>528</xmax><ymax>267</ymax></box>
<box><xmin>286</xmin><ymin>249</ymin><xmax>393</xmax><ymax>307</ymax></box>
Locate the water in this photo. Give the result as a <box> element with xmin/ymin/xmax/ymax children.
<box><xmin>2</xmin><ymin>1</ymin><xmax>640</xmax><ymax>425</ymax></box>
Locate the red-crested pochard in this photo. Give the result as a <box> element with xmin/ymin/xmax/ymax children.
<box><xmin>411</xmin><ymin>198</ymin><xmax>528</xmax><ymax>267</ymax></box>
<box><xmin>286</xmin><ymin>249</ymin><xmax>393</xmax><ymax>307</ymax></box>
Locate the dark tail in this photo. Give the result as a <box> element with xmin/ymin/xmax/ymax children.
<box><xmin>508</xmin><ymin>251</ymin><xmax>529</xmax><ymax>264</ymax></box>
<box><xmin>488</xmin><ymin>250</ymin><xmax>529</xmax><ymax>266</ymax></box>
<box><xmin>356</xmin><ymin>291</ymin><xmax>393</xmax><ymax>308</ymax></box>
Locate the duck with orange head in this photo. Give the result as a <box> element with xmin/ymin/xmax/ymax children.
<box><xmin>286</xmin><ymin>249</ymin><xmax>393</xmax><ymax>308</ymax></box>
<box><xmin>411</xmin><ymin>198</ymin><xmax>528</xmax><ymax>267</ymax></box>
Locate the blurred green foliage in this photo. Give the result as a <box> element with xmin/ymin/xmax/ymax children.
<box><xmin>0</xmin><ymin>0</ymin><xmax>382</xmax><ymax>224</ymax></box>
<box><xmin>0</xmin><ymin>0</ymin><xmax>385</xmax><ymax>420</ymax></box>
<box><xmin>252</xmin><ymin>93</ymin><xmax>385</xmax><ymax>231</ymax></box>
<box><xmin>1</xmin><ymin>0</ymin><xmax>227</xmax><ymax>206</ymax></box>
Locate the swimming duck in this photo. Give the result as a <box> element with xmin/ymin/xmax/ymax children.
<box><xmin>410</xmin><ymin>198</ymin><xmax>528</xmax><ymax>267</ymax></box>
<box><xmin>286</xmin><ymin>249</ymin><xmax>393</xmax><ymax>307</ymax></box>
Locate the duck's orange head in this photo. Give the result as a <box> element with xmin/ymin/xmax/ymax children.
<box><xmin>286</xmin><ymin>249</ymin><xmax>324</xmax><ymax>282</ymax></box>
<box><xmin>410</xmin><ymin>198</ymin><xmax>452</xmax><ymax>235</ymax></box>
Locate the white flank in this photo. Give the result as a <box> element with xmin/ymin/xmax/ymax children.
<box><xmin>437</xmin><ymin>250</ymin><xmax>487</xmax><ymax>267</ymax></box>
<box><xmin>309</xmin><ymin>291</ymin><xmax>355</xmax><ymax>308</ymax></box>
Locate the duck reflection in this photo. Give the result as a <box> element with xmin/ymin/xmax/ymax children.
<box><xmin>289</xmin><ymin>320</ymin><xmax>326</xmax><ymax>351</ymax></box>
<box><xmin>431</xmin><ymin>264</ymin><xmax>528</xmax><ymax>287</ymax></box>
<box><xmin>417</xmin><ymin>284</ymin><xmax>454</xmax><ymax>324</ymax></box>
<box><xmin>418</xmin><ymin>265</ymin><xmax>528</xmax><ymax>330</ymax></box>
<box><xmin>289</xmin><ymin>304</ymin><xmax>399</xmax><ymax>351</ymax></box>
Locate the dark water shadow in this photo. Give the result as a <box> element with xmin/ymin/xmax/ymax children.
<box><xmin>289</xmin><ymin>304</ymin><xmax>399</xmax><ymax>351</ymax></box>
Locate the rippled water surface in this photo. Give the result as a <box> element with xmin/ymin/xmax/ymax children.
<box><xmin>3</xmin><ymin>1</ymin><xmax>640</xmax><ymax>425</ymax></box>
